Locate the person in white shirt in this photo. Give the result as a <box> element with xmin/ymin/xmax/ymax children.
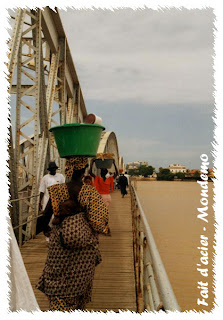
<box><xmin>39</xmin><ymin>161</ymin><xmax>65</xmax><ymax>242</ymax></box>
<box><xmin>124</xmin><ymin>171</ymin><xmax>130</xmax><ymax>187</ymax></box>
<box><xmin>39</xmin><ymin>161</ymin><xmax>65</xmax><ymax>212</ymax></box>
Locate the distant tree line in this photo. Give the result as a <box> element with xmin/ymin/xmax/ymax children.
<box><xmin>156</xmin><ymin>168</ymin><xmax>185</xmax><ymax>181</ymax></box>
<box><xmin>127</xmin><ymin>165</ymin><xmax>155</xmax><ymax>178</ymax></box>
<box><xmin>127</xmin><ymin>165</ymin><xmax>212</xmax><ymax>181</ymax></box>
<box><xmin>157</xmin><ymin>168</ymin><xmax>174</xmax><ymax>181</ymax></box>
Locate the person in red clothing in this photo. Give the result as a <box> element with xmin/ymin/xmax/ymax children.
<box><xmin>89</xmin><ymin>159</ymin><xmax>118</xmax><ymax>208</ymax></box>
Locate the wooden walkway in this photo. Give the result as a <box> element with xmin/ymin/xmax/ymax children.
<box><xmin>20</xmin><ymin>190</ymin><xmax>137</xmax><ymax>312</ymax></box>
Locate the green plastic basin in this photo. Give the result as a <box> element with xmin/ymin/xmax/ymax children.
<box><xmin>49</xmin><ymin>123</ymin><xmax>105</xmax><ymax>158</ymax></box>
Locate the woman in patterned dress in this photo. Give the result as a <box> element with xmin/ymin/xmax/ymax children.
<box><xmin>36</xmin><ymin>156</ymin><xmax>110</xmax><ymax>311</ymax></box>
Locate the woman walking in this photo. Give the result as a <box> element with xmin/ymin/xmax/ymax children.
<box><xmin>36</xmin><ymin>156</ymin><xmax>110</xmax><ymax>311</ymax></box>
<box><xmin>118</xmin><ymin>173</ymin><xmax>128</xmax><ymax>198</ymax></box>
<box><xmin>89</xmin><ymin>158</ymin><xmax>118</xmax><ymax>208</ymax></box>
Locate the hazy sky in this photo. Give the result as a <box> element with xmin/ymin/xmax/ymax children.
<box><xmin>8</xmin><ymin>8</ymin><xmax>215</xmax><ymax>170</ymax></box>
<box><xmin>59</xmin><ymin>8</ymin><xmax>214</xmax><ymax>170</ymax></box>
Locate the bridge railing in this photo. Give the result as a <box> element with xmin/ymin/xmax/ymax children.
<box><xmin>130</xmin><ymin>181</ymin><xmax>181</xmax><ymax>313</ymax></box>
<box><xmin>9</xmin><ymin>193</ymin><xmax>43</xmax><ymax>247</ymax></box>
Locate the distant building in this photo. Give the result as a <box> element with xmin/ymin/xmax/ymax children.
<box><xmin>168</xmin><ymin>163</ymin><xmax>187</xmax><ymax>174</ymax></box>
<box><xmin>189</xmin><ymin>169</ymin><xmax>200</xmax><ymax>175</ymax></box>
<box><xmin>150</xmin><ymin>172</ymin><xmax>157</xmax><ymax>178</ymax></box>
<box><xmin>127</xmin><ymin>162</ymin><xmax>140</xmax><ymax>169</ymax></box>
<box><xmin>138</xmin><ymin>161</ymin><xmax>148</xmax><ymax>167</ymax></box>
<box><xmin>127</xmin><ymin>161</ymin><xmax>148</xmax><ymax>170</ymax></box>
<box><xmin>185</xmin><ymin>169</ymin><xmax>214</xmax><ymax>179</ymax></box>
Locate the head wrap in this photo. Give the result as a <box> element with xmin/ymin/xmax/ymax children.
<box><xmin>65</xmin><ymin>156</ymin><xmax>88</xmax><ymax>178</ymax></box>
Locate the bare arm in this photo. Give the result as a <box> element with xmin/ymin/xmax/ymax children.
<box><xmin>89</xmin><ymin>158</ymin><xmax>96</xmax><ymax>178</ymax></box>
<box><xmin>42</xmin><ymin>199</ymin><xmax>53</xmax><ymax>236</ymax></box>
<box><xmin>113</xmin><ymin>160</ymin><xmax>119</xmax><ymax>179</ymax></box>
<box><xmin>39</xmin><ymin>192</ymin><xmax>44</xmax><ymax>212</ymax></box>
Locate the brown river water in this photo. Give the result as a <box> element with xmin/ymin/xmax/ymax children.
<box><xmin>135</xmin><ymin>180</ymin><xmax>215</xmax><ymax>312</ymax></box>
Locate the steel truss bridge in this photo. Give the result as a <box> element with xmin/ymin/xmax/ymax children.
<box><xmin>8</xmin><ymin>7</ymin><xmax>120</xmax><ymax>242</ymax></box>
<box><xmin>8</xmin><ymin>7</ymin><xmax>180</xmax><ymax>313</ymax></box>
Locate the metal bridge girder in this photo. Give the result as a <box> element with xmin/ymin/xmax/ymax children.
<box><xmin>8</xmin><ymin>8</ymin><xmax>86</xmax><ymax>241</ymax></box>
<box><xmin>8</xmin><ymin>7</ymin><xmax>121</xmax><ymax>246</ymax></box>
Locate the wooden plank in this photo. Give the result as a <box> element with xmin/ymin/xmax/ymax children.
<box><xmin>20</xmin><ymin>190</ymin><xmax>137</xmax><ymax>312</ymax></box>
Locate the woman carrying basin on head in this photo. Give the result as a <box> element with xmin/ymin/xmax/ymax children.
<box><xmin>89</xmin><ymin>157</ymin><xmax>118</xmax><ymax>208</ymax></box>
<box><xmin>36</xmin><ymin>156</ymin><xmax>110</xmax><ymax>311</ymax></box>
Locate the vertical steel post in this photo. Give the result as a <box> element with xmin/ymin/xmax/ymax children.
<box><xmin>8</xmin><ymin>7</ymin><xmax>88</xmax><ymax>244</ymax></box>
<box><xmin>58</xmin><ymin>38</ymin><xmax>66</xmax><ymax>174</ymax></box>
<box><xmin>15</xmin><ymin>41</ymin><xmax>22</xmax><ymax>189</ymax></box>
<box><xmin>8</xmin><ymin>9</ymin><xmax>25</xmax><ymax>91</ymax></box>
<box><xmin>8</xmin><ymin>127</ymin><xmax>19</xmax><ymax>241</ymax></box>
<box><xmin>138</xmin><ymin>231</ymin><xmax>144</xmax><ymax>312</ymax></box>
<box><xmin>31</xmin><ymin>9</ymin><xmax>41</xmax><ymax>237</ymax></box>
<box><xmin>18</xmin><ymin>198</ymin><xmax>23</xmax><ymax>247</ymax></box>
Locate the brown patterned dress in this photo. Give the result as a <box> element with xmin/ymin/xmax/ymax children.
<box><xmin>36</xmin><ymin>184</ymin><xmax>109</xmax><ymax>311</ymax></box>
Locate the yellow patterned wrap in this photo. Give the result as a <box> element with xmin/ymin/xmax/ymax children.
<box><xmin>78</xmin><ymin>184</ymin><xmax>109</xmax><ymax>234</ymax></box>
<box><xmin>65</xmin><ymin>156</ymin><xmax>88</xmax><ymax>178</ymax></box>
<box><xmin>48</xmin><ymin>183</ymin><xmax>69</xmax><ymax>216</ymax></box>
<box><xmin>47</xmin><ymin>183</ymin><xmax>109</xmax><ymax>234</ymax></box>
<box><xmin>49</xmin><ymin>294</ymin><xmax>90</xmax><ymax>311</ymax></box>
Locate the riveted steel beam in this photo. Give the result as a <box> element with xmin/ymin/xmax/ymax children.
<box><xmin>8</xmin><ymin>7</ymin><xmax>91</xmax><ymax>243</ymax></box>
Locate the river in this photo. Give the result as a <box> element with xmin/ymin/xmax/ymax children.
<box><xmin>135</xmin><ymin>180</ymin><xmax>215</xmax><ymax>312</ymax></box>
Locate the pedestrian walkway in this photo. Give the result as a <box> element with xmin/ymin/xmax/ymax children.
<box><xmin>20</xmin><ymin>189</ymin><xmax>137</xmax><ymax>312</ymax></box>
